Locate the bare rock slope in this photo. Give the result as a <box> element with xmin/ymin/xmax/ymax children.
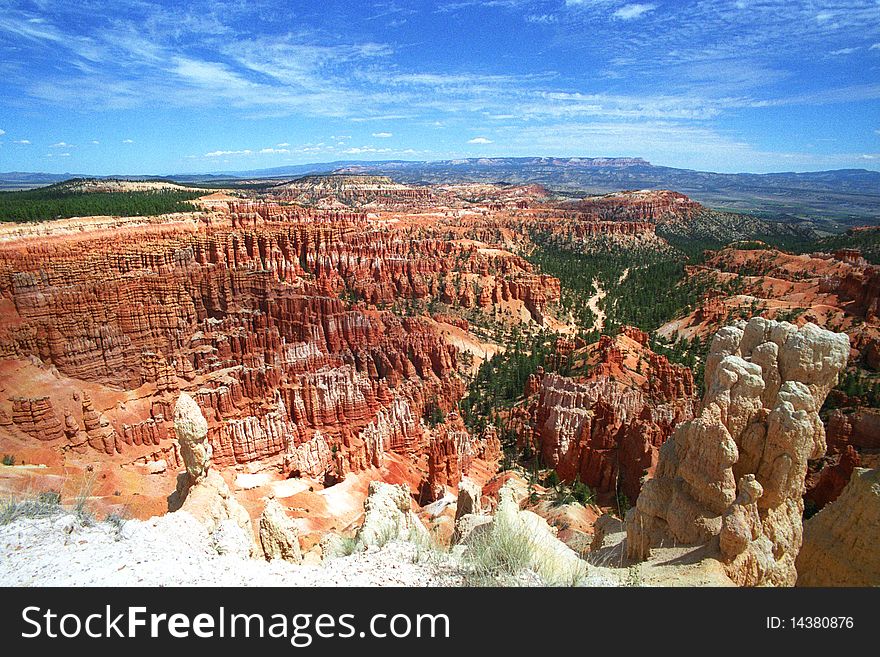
<box><xmin>796</xmin><ymin>467</ymin><xmax>880</xmax><ymax>587</ymax></box>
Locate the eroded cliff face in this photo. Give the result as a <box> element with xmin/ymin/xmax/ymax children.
<box><xmin>0</xmin><ymin>201</ymin><xmax>566</xmax><ymax>525</ymax></box>
<box><xmin>626</xmin><ymin>317</ymin><xmax>849</xmax><ymax>586</ymax></box>
<box><xmin>573</xmin><ymin>190</ymin><xmax>703</xmax><ymax>223</ymax></box>
<box><xmin>797</xmin><ymin>467</ymin><xmax>880</xmax><ymax>587</ymax></box>
<box><xmin>521</xmin><ymin>329</ymin><xmax>696</xmax><ymax>503</ymax></box>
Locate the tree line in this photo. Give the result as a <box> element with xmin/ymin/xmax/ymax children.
<box><xmin>0</xmin><ymin>187</ymin><xmax>202</xmax><ymax>222</ymax></box>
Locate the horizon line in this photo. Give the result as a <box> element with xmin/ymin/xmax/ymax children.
<box><xmin>3</xmin><ymin>154</ymin><xmax>880</xmax><ymax>182</ymax></box>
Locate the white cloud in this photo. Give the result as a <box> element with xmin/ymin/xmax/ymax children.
<box><xmin>50</xmin><ymin>141</ymin><xmax>71</xmax><ymax>147</ymax></box>
<box><xmin>259</xmin><ymin>147</ymin><xmax>290</xmax><ymax>154</ymax></box>
<box><xmin>204</xmin><ymin>149</ymin><xmax>252</xmax><ymax>157</ymax></box>
<box><xmin>13</xmin><ymin>139</ymin><xmax>30</xmax><ymax>144</ymax></box>
<box><xmin>372</xmin><ymin>132</ymin><xmax>393</xmax><ymax>138</ymax></box>
<box><xmin>829</xmin><ymin>47</ymin><xmax>857</xmax><ymax>56</ymax></box>
<box><xmin>58</xmin><ymin>152</ymin><xmax>70</xmax><ymax>157</ymax></box>
<box><xmin>342</xmin><ymin>146</ymin><xmax>392</xmax><ymax>154</ymax></box>
<box><xmin>0</xmin><ymin>129</ymin><xmax>5</xmax><ymax>136</ymax></box>
<box><xmin>122</xmin><ymin>138</ymin><xmax>134</xmax><ymax>143</ymax></box>
<box><xmin>612</xmin><ymin>3</ymin><xmax>655</xmax><ymax>20</ymax></box>
<box><xmin>91</xmin><ymin>140</ymin><xmax>100</xmax><ymax>144</ymax></box>
<box><xmin>870</xmin><ymin>43</ymin><xmax>880</xmax><ymax>50</ymax></box>
<box><xmin>467</xmin><ymin>136</ymin><xmax>493</xmax><ymax>144</ymax></box>
<box><xmin>276</xmin><ymin>142</ymin><xmax>290</xmax><ymax>147</ymax></box>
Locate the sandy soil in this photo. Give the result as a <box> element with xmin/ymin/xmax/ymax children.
<box><xmin>0</xmin><ymin>511</ymin><xmax>619</xmax><ymax>587</ymax></box>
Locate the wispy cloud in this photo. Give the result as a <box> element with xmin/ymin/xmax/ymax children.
<box><xmin>612</xmin><ymin>4</ymin><xmax>656</xmax><ymax>21</ymax></box>
<box><xmin>50</xmin><ymin>141</ymin><xmax>72</xmax><ymax>148</ymax></box>
<box><xmin>122</xmin><ymin>138</ymin><xmax>134</xmax><ymax>143</ymax></box>
<box><xmin>343</xmin><ymin>146</ymin><xmax>393</xmax><ymax>154</ymax></box>
<box><xmin>526</xmin><ymin>14</ymin><xmax>558</xmax><ymax>24</ymax></box>
<box><xmin>204</xmin><ymin>149</ymin><xmax>253</xmax><ymax>157</ymax></box>
<box><xmin>1</xmin><ymin>0</ymin><xmax>879</xmax><ymax>173</ymax></box>
<box><xmin>13</xmin><ymin>139</ymin><xmax>30</xmax><ymax>144</ymax></box>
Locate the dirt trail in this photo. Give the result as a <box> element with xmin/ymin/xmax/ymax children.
<box><xmin>587</xmin><ymin>278</ymin><xmax>607</xmax><ymax>331</ymax></box>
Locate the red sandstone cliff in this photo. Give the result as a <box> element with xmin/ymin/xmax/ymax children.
<box><xmin>522</xmin><ymin>330</ymin><xmax>696</xmax><ymax>503</ymax></box>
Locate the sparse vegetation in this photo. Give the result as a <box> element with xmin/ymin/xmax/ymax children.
<box><xmin>461</xmin><ymin>516</ymin><xmax>533</xmax><ymax>586</ymax></box>
<box><xmin>548</xmin><ymin>476</ymin><xmax>596</xmax><ymax>507</ymax></box>
<box><xmin>105</xmin><ymin>512</ymin><xmax>128</xmax><ymax>539</ymax></box>
<box><xmin>1</xmin><ymin>490</ymin><xmax>61</xmax><ymax>525</ymax></box>
<box><xmin>460</xmin><ymin>507</ymin><xmax>587</xmax><ymax>586</ymax></box>
<box><xmin>0</xmin><ymin>471</ymin><xmax>98</xmax><ymax>526</ymax></box>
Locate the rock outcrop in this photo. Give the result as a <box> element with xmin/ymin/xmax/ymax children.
<box><xmin>10</xmin><ymin>396</ymin><xmax>64</xmax><ymax>442</ymax></box>
<box><xmin>259</xmin><ymin>496</ymin><xmax>303</xmax><ymax>563</ymax></box>
<box><xmin>174</xmin><ymin>393</ymin><xmax>211</xmax><ymax>482</ymax></box>
<box><xmin>796</xmin><ymin>467</ymin><xmax>880</xmax><ymax>586</ymax></box>
<box><xmin>451</xmin><ymin>477</ymin><xmax>486</xmax><ymax>544</ymax></box>
<box><xmin>353</xmin><ymin>481</ymin><xmax>428</xmax><ymax>550</ymax></box>
<box><xmin>168</xmin><ymin>393</ymin><xmax>254</xmax><ymax>549</ymax></box>
<box><xmin>0</xmin><ymin>204</ymin><xmax>543</xmax><ymax>483</ymax></box>
<box><xmin>626</xmin><ymin>318</ymin><xmax>849</xmax><ymax>586</ymax></box>
<box><xmin>425</xmin><ymin>420</ymin><xmax>475</xmax><ymax>503</ymax></box>
<box><xmin>574</xmin><ymin>190</ymin><xmax>703</xmax><ymax>223</ymax></box>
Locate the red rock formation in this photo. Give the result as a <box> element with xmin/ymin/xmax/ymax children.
<box><xmin>806</xmin><ymin>408</ymin><xmax>880</xmax><ymax>508</ymax></box>
<box><xmin>805</xmin><ymin>445</ymin><xmax>861</xmax><ymax>510</ymax></box>
<box><xmin>0</xmin><ymin>207</ymin><xmax>537</xmax><ymax>483</ymax></box>
<box><xmin>838</xmin><ymin>266</ymin><xmax>880</xmax><ymax>322</ymax></box>
<box><xmin>574</xmin><ymin>190</ymin><xmax>703</xmax><ymax>223</ymax></box>
<box><xmin>9</xmin><ymin>396</ymin><xmax>64</xmax><ymax>442</ymax></box>
<box><xmin>81</xmin><ymin>392</ymin><xmax>121</xmax><ymax>455</ymax></box>
<box><xmin>425</xmin><ymin>420</ymin><xmax>474</xmax><ymax>502</ymax></box>
<box><xmin>526</xmin><ymin>331</ymin><xmax>696</xmax><ymax>503</ymax></box>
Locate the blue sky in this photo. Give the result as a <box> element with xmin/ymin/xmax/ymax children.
<box><xmin>0</xmin><ymin>0</ymin><xmax>878</xmax><ymax>175</ymax></box>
